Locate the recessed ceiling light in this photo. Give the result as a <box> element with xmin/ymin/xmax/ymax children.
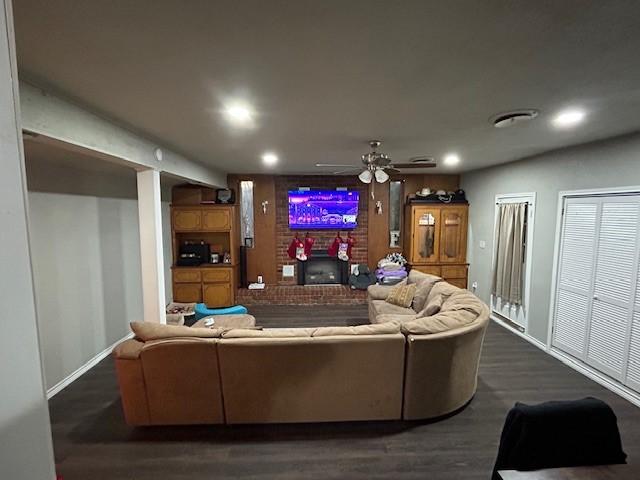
<box><xmin>552</xmin><ymin>108</ymin><xmax>586</xmax><ymax>129</ymax></box>
<box><xmin>262</xmin><ymin>152</ymin><xmax>278</xmax><ymax>166</ymax></box>
<box><xmin>223</xmin><ymin>101</ymin><xmax>254</xmax><ymax>127</ymax></box>
<box><xmin>443</xmin><ymin>153</ymin><xmax>460</xmax><ymax>166</ymax></box>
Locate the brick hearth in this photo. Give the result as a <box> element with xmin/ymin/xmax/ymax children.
<box><xmin>237</xmin><ymin>285</ymin><xmax>367</xmax><ymax>305</ymax></box>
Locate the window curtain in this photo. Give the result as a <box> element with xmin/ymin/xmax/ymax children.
<box><xmin>492</xmin><ymin>203</ymin><xmax>527</xmax><ymax>305</ymax></box>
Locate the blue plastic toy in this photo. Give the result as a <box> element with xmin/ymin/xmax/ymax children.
<box><xmin>194</xmin><ymin>303</ymin><xmax>248</xmax><ymax>320</ymax></box>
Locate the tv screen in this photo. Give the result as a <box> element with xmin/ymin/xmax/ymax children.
<box><xmin>288</xmin><ymin>190</ymin><xmax>359</xmax><ymax>229</ymax></box>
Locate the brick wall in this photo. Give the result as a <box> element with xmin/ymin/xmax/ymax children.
<box><xmin>275</xmin><ymin>176</ymin><xmax>368</xmax><ymax>286</ymax></box>
<box><xmin>237</xmin><ymin>285</ymin><xmax>367</xmax><ymax>305</ymax></box>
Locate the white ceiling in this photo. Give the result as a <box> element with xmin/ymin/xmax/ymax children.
<box><xmin>13</xmin><ymin>1</ymin><xmax>640</xmax><ymax>174</ymax></box>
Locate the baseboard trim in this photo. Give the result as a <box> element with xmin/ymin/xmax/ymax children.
<box><xmin>490</xmin><ymin>315</ymin><xmax>548</xmax><ymax>352</ymax></box>
<box><xmin>547</xmin><ymin>347</ymin><xmax>640</xmax><ymax>409</ymax></box>
<box><xmin>46</xmin><ymin>332</ymin><xmax>134</xmax><ymax>399</ymax></box>
<box><xmin>490</xmin><ymin>315</ymin><xmax>640</xmax><ymax>409</ymax></box>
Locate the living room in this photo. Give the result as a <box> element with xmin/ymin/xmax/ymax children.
<box><xmin>3</xmin><ymin>2</ymin><xmax>640</xmax><ymax>479</ymax></box>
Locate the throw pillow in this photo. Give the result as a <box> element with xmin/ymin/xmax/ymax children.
<box><xmin>385</xmin><ymin>283</ymin><xmax>417</xmax><ymax>308</ymax></box>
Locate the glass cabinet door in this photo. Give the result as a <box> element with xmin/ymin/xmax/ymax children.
<box><xmin>439</xmin><ymin>207</ymin><xmax>468</xmax><ymax>263</ymax></box>
<box><xmin>411</xmin><ymin>208</ymin><xmax>440</xmax><ymax>263</ymax></box>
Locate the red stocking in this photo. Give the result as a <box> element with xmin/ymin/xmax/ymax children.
<box><xmin>327</xmin><ymin>234</ymin><xmax>343</xmax><ymax>257</ymax></box>
<box><xmin>287</xmin><ymin>235</ymin><xmax>304</xmax><ymax>259</ymax></box>
<box><xmin>304</xmin><ymin>234</ymin><xmax>315</xmax><ymax>258</ymax></box>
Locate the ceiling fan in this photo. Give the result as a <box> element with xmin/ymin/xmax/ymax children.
<box><xmin>315</xmin><ymin>140</ymin><xmax>436</xmax><ymax>184</ymax></box>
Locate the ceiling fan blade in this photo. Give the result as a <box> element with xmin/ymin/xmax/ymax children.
<box><xmin>390</xmin><ymin>162</ymin><xmax>437</xmax><ymax>169</ymax></box>
<box><xmin>316</xmin><ymin>163</ymin><xmax>360</xmax><ymax>168</ymax></box>
<box><xmin>385</xmin><ymin>167</ymin><xmax>401</xmax><ymax>174</ymax></box>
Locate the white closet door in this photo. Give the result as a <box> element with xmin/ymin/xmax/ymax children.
<box><xmin>626</xmin><ymin>261</ymin><xmax>640</xmax><ymax>391</ymax></box>
<box><xmin>587</xmin><ymin>199</ymin><xmax>640</xmax><ymax>380</ymax></box>
<box><xmin>552</xmin><ymin>198</ymin><xmax>600</xmax><ymax>359</ymax></box>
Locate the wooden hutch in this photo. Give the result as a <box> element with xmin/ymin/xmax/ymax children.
<box><xmin>404</xmin><ymin>203</ymin><xmax>469</xmax><ymax>288</ymax></box>
<box><xmin>171</xmin><ymin>193</ymin><xmax>240</xmax><ymax>307</ymax></box>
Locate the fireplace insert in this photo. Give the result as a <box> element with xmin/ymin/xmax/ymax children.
<box><xmin>297</xmin><ymin>250</ymin><xmax>348</xmax><ymax>285</ymax></box>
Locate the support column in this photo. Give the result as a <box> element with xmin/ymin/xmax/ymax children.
<box><xmin>0</xmin><ymin>0</ymin><xmax>56</xmax><ymax>478</ymax></box>
<box><xmin>136</xmin><ymin>169</ymin><xmax>167</xmax><ymax>323</ymax></box>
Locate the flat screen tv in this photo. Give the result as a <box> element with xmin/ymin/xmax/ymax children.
<box><xmin>288</xmin><ymin>190</ymin><xmax>359</xmax><ymax>229</ymax></box>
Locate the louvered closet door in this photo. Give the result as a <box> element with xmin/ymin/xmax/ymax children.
<box><xmin>625</xmin><ymin>244</ymin><xmax>640</xmax><ymax>392</ymax></box>
<box><xmin>552</xmin><ymin>198</ymin><xmax>600</xmax><ymax>359</ymax></box>
<box><xmin>587</xmin><ymin>198</ymin><xmax>640</xmax><ymax>381</ymax></box>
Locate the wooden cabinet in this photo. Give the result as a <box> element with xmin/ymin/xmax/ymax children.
<box><xmin>203</xmin><ymin>282</ymin><xmax>232</xmax><ymax>308</ymax></box>
<box><xmin>170</xmin><ymin>204</ymin><xmax>239</xmax><ymax>308</ymax></box>
<box><xmin>173</xmin><ymin>282</ymin><xmax>202</xmax><ymax>303</ymax></box>
<box><xmin>405</xmin><ymin>203</ymin><xmax>469</xmax><ymax>288</ymax></box>
<box><xmin>172</xmin><ymin>209</ymin><xmax>202</xmax><ymax>231</ymax></box>
<box><xmin>202</xmin><ymin>209</ymin><xmax>232</xmax><ymax>231</ymax></box>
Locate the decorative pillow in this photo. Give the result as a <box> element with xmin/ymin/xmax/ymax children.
<box><xmin>412</xmin><ymin>275</ymin><xmax>443</xmax><ymax>312</ymax></box>
<box><xmin>312</xmin><ymin>322</ymin><xmax>401</xmax><ymax>337</ymax></box>
<box><xmin>385</xmin><ymin>283</ymin><xmax>417</xmax><ymax>308</ymax></box>
<box><xmin>222</xmin><ymin>327</ymin><xmax>315</xmax><ymax>339</ymax></box>
<box><xmin>130</xmin><ymin>322</ymin><xmax>223</xmax><ymax>341</ymax></box>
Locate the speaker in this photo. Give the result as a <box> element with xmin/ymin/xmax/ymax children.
<box><xmin>239</xmin><ymin>246</ymin><xmax>248</xmax><ymax>288</ymax></box>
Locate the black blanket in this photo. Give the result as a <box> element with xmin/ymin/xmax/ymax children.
<box><xmin>492</xmin><ymin>397</ymin><xmax>626</xmax><ymax>479</ymax></box>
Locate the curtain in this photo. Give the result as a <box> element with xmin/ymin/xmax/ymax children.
<box><xmin>492</xmin><ymin>203</ymin><xmax>526</xmax><ymax>305</ymax></box>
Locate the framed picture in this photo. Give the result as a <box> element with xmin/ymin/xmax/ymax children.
<box><xmin>244</xmin><ymin>237</ymin><xmax>254</xmax><ymax>248</ymax></box>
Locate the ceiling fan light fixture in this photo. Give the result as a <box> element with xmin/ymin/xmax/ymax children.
<box><xmin>374</xmin><ymin>168</ymin><xmax>389</xmax><ymax>183</ymax></box>
<box><xmin>358</xmin><ymin>169</ymin><xmax>373</xmax><ymax>183</ymax></box>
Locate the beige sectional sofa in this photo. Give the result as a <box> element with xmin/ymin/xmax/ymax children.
<box><xmin>113</xmin><ymin>270</ymin><xmax>489</xmax><ymax>425</ymax></box>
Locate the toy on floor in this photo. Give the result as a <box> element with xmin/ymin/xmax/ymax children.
<box><xmin>194</xmin><ymin>303</ymin><xmax>248</xmax><ymax>320</ymax></box>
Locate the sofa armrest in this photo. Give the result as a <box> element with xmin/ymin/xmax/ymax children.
<box><xmin>112</xmin><ymin>338</ymin><xmax>144</xmax><ymax>359</ymax></box>
<box><xmin>403</xmin><ymin>315</ymin><xmax>489</xmax><ymax>420</ymax></box>
<box><xmin>367</xmin><ymin>284</ymin><xmax>394</xmax><ymax>300</ymax></box>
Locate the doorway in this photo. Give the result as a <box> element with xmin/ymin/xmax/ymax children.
<box><xmin>491</xmin><ymin>192</ymin><xmax>536</xmax><ymax>331</ymax></box>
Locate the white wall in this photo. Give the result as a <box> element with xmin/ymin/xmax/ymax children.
<box><xmin>26</xmin><ymin>156</ymin><xmax>173</xmax><ymax>391</ymax></box>
<box><xmin>0</xmin><ymin>0</ymin><xmax>56</xmax><ymax>477</ymax></box>
<box><xmin>461</xmin><ymin>132</ymin><xmax>640</xmax><ymax>343</ymax></box>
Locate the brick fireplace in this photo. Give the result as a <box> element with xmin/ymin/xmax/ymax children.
<box><xmin>276</xmin><ymin>175</ymin><xmax>368</xmax><ymax>285</ymax></box>
<box><xmin>237</xmin><ymin>175</ymin><xmax>369</xmax><ymax>305</ymax></box>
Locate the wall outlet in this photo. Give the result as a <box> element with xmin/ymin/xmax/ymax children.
<box><xmin>479</xmin><ymin>240</ymin><xmax>486</xmax><ymax>249</ymax></box>
<box><xmin>471</xmin><ymin>281</ymin><xmax>478</xmax><ymax>291</ymax></box>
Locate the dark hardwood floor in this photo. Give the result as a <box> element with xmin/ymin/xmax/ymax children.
<box><xmin>49</xmin><ymin>305</ymin><xmax>640</xmax><ymax>479</ymax></box>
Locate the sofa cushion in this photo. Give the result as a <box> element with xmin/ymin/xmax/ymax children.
<box><xmin>312</xmin><ymin>322</ymin><xmax>401</xmax><ymax>337</ymax></box>
<box><xmin>441</xmin><ymin>290</ymin><xmax>485</xmax><ymax>316</ymax></box>
<box><xmin>222</xmin><ymin>327</ymin><xmax>315</xmax><ymax>339</ymax></box>
<box><xmin>401</xmin><ymin>308</ymin><xmax>479</xmax><ymax>335</ymax></box>
<box><xmin>371</xmin><ymin>299</ymin><xmax>416</xmax><ymax>317</ymax></box>
<box><xmin>130</xmin><ymin>322</ymin><xmax>224</xmax><ymax>341</ymax></box>
<box><xmin>411</xmin><ymin>275</ymin><xmax>442</xmax><ymax>313</ymax></box>
<box><xmin>367</xmin><ymin>281</ymin><xmax>405</xmax><ymax>300</ymax></box>
<box><xmin>385</xmin><ymin>283</ymin><xmax>416</xmax><ymax>308</ymax></box>
<box><xmin>375</xmin><ymin>313</ymin><xmax>417</xmax><ymax>324</ymax></box>
<box><xmin>407</xmin><ymin>269</ymin><xmax>433</xmax><ymax>286</ymax></box>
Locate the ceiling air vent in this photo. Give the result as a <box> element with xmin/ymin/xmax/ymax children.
<box><xmin>491</xmin><ymin>109</ymin><xmax>539</xmax><ymax>128</ymax></box>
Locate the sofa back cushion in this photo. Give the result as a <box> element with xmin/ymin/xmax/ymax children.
<box><xmin>217</xmin><ymin>334</ymin><xmax>405</xmax><ymax>423</ymax></box>
<box><xmin>417</xmin><ymin>281</ymin><xmax>461</xmax><ymax>317</ymax></box>
<box><xmin>222</xmin><ymin>327</ymin><xmax>315</xmax><ymax>339</ymax></box>
<box><xmin>312</xmin><ymin>322</ymin><xmax>400</xmax><ymax>337</ymax></box>
<box><xmin>385</xmin><ymin>283</ymin><xmax>416</xmax><ymax>308</ymax></box>
<box><xmin>408</xmin><ymin>268</ymin><xmax>434</xmax><ymax>286</ymax></box>
<box><xmin>403</xmin><ymin>290</ymin><xmax>485</xmax><ymax>335</ymax></box>
<box><xmin>130</xmin><ymin>321</ymin><xmax>224</xmax><ymax>341</ymax></box>
<box><xmin>412</xmin><ymin>274</ymin><xmax>442</xmax><ymax>313</ymax></box>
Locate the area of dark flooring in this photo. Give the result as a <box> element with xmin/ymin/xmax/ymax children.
<box><xmin>49</xmin><ymin>305</ymin><xmax>640</xmax><ymax>479</ymax></box>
